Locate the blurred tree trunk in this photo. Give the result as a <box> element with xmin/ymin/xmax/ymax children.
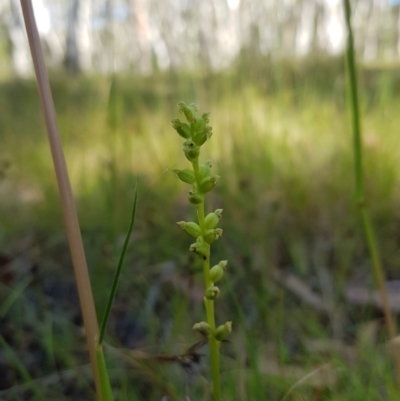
<box><xmin>127</xmin><ymin>0</ymin><xmax>153</xmax><ymax>73</ymax></box>
<box><xmin>310</xmin><ymin>1</ymin><xmax>324</xmax><ymax>53</ymax></box>
<box><xmin>7</xmin><ymin>0</ymin><xmax>31</xmax><ymax>76</ymax></box>
<box><xmin>65</xmin><ymin>0</ymin><xmax>91</xmax><ymax>73</ymax></box>
<box><xmin>296</xmin><ymin>0</ymin><xmax>316</xmax><ymax>56</ymax></box>
<box><xmin>353</xmin><ymin>0</ymin><xmax>369</xmax><ymax>54</ymax></box>
<box><xmin>104</xmin><ymin>0</ymin><xmax>114</xmax><ymax>72</ymax></box>
<box><xmin>363</xmin><ymin>0</ymin><xmax>381</xmax><ymax>61</ymax></box>
<box><xmin>283</xmin><ymin>0</ymin><xmax>302</xmax><ymax>57</ymax></box>
<box><xmin>393</xmin><ymin>5</ymin><xmax>400</xmax><ymax>58</ymax></box>
<box><xmin>158</xmin><ymin>9</ymin><xmax>178</xmax><ymax>70</ymax></box>
<box><xmin>397</xmin><ymin>5</ymin><xmax>400</xmax><ymax>57</ymax></box>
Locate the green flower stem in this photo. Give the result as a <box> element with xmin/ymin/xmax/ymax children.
<box><xmin>343</xmin><ymin>0</ymin><xmax>400</xmax><ymax>384</ymax></box>
<box><xmin>208</xmin><ymin>329</ymin><xmax>221</xmax><ymax>401</ymax></box>
<box><xmin>192</xmin><ymin>157</ymin><xmax>222</xmax><ymax>401</ymax></box>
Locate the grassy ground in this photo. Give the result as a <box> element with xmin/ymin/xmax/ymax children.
<box><xmin>1</xmin><ymin>61</ymin><xmax>400</xmax><ymax>400</ymax></box>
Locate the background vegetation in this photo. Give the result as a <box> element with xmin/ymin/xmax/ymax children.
<box><xmin>2</xmin><ymin>54</ymin><xmax>400</xmax><ymax>400</ymax></box>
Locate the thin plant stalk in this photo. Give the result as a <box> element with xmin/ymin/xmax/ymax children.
<box><xmin>20</xmin><ymin>0</ymin><xmax>103</xmax><ymax>398</ymax></box>
<box><xmin>343</xmin><ymin>0</ymin><xmax>400</xmax><ymax>384</ymax></box>
<box><xmin>96</xmin><ymin>346</ymin><xmax>115</xmax><ymax>401</ymax></box>
<box><xmin>172</xmin><ymin>103</ymin><xmax>228</xmax><ymax>400</ymax></box>
<box><xmin>99</xmin><ymin>188</ymin><xmax>138</xmax><ymax>344</ymax></box>
<box><xmin>192</xmin><ymin>160</ymin><xmax>222</xmax><ymax>401</ymax></box>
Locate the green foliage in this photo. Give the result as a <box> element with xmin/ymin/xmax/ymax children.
<box><xmin>96</xmin><ymin>346</ymin><xmax>114</xmax><ymax>401</ymax></box>
<box><xmin>3</xmin><ymin>60</ymin><xmax>400</xmax><ymax>399</ymax></box>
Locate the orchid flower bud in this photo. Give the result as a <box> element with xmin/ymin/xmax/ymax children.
<box><xmin>192</xmin><ymin>113</ymin><xmax>212</xmax><ymax>146</ymax></box>
<box><xmin>198</xmin><ymin>175</ymin><xmax>220</xmax><ymax>193</ymax></box>
<box><xmin>189</xmin><ymin>102</ymin><xmax>198</xmax><ymax>112</ymax></box>
<box><xmin>201</xmin><ymin>112</ymin><xmax>210</xmax><ymax>124</ymax></box>
<box><xmin>172</xmin><ymin>168</ymin><xmax>195</xmax><ymax>184</ymax></box>
<box><xmin>199</xmin><ymin>159</ymin><xmax>212</xmax><ymax>180</ymax></box>
<box><xmin>204</xmin><ymin>209</ymin><xmax>223</xmax><ymax>230</ymax></box>
<box><xmin>192</xmin><ymin>117</ymin><xmax>206</xmax><ymax>133</ymax></box>
<box><xmin>177</xmin><ymin>221</ymin><xmax>202</xmax><ymax>237</ymax></box>
<box><xmin>171</xmin><ymin>119</ymin><xmax>191</xmax><ymax>139</ymax></box>
<box><xmin>203</xmin><ymin>228</ymin><xmax>223</xmax><ymax>244</ymax></box>
<box><xmin>205</xmin><ymin>285</ymin><xmax>220</xmax><ymax>300</ymax></box>
<box><xmin>215</xmin><ymin>321</ymin><xmax>232</xmax><ymax>341</ymax></box>
<box><xmin>192</xmin><ymin>129</ymin><xmax>208</xmax><ymax>146</ymax></box>
<box><xmin>183</xmin><ymin>140</ymin><xmax>200</xmax><ymax>161</ymax></box>
<box><xmin>193</xmin><ymin>321</ymin><xmax>212</xmax><ymax>336</ymax></box>
<box><xmin>204</xmin><ymin>126</ymin><xmax>213</xmax><ymax>140</ymax></box>
<box><xmin>177</xmin><ymin>101</ymin><xmax>197</xmax><ymax>123</ymax></box>
<box><xmin>209</xmin><ymin>260</ymin><xmax>227</xmax><ymax>283</ymax></box>
<box><xmin>189</xmin><ymin>237</ymin><xmax>208</xmax><ymax>260</ymax></box>
<box><xmin>188</xmin><ymin>189</ymin><xmax>203</xmax><ymax>205</ymax></box>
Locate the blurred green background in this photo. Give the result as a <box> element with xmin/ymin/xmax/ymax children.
<box><xmin>2</xmin><ymin>0</ymin><xmax>400</xmax><ymax>400</ymax></box>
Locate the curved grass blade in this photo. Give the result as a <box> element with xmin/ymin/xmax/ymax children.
<box><xmin>99</xmin><ymin>186</ymin><xmax>138</xmax><ymax>345</ymax></box>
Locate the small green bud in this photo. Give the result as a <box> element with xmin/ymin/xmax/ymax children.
<box><xmin>189</xmin><ymin>237</ymin><xmax>208</xmax><ymax>260</ymax></box>
<box><xmin>201</xmin><ymin>112</ymin><xmax>210</xmax><ymax>124</ymax></box>
<box><xmin>204</xmin><ymin>126</ymin><xmax>213</xmax><ymax>140</ymax></box>
<box><xmin>203</xmin><ymin>228</ymin><xmax>223</xmax><ymax>244</ymax></box>
<box><xmin>209</xmin><ymin>260</ymin><xmax>227</xmax><ymax>283</ymax></box>
<box><xmin>204</xmin><ymin>209</ymin><xmax>223</xmax><ymax>229</ymax></box>
<box><xmin>199</xmin><ymin>159</ymin><xmax>213</xmax><ymax>180</ymax></box>
<box><xmin>189</xmin><ymin>102</ymin><xmax>198</xmax><ymax>113</ymax></box>
<box><xmin>215</xmin><ymin>321</ymin><xmax>232</xmax><ymax>341</ymax></box>
<box><xmin>205</xmin><ymin>285</ymin><xmax>220</xmax><ymax>300</ymax></box>
<box><xmin>192</xmin><ymin>129</ymin><xmax>208</xmax><ymax>146</ymax></box>
<box><xmin>183</xmin><ymin>140</ymin><xmax>200</xmax><ymax>161</ymax></box>
<box><xmin>203</xmin><ymin>230</ymin><xmax>215</xmax><ymax>244</ymax></box>
<box><xmin>193</xmin><ymin>127</ymin><xmax>212</xmax><ymax>146</ymax></box>
<box><xmin>191</xmin><ymin>114</ymin><xmax>212</xmax><ymax>146</ymax></box>
<box><xmin>193</xmin><ymin>321</ymin><xmax>212</xmax><ymax>336</ymax></box>
<box><xmin>188</xmin><ymin>189</ymin><xmax>203</xmax><ymax>205</ymax></box>
<box><xmin>172</xmin><ymin>168</ymin><xmax>195</xmax><ymax>184</ymax></box>
<box><xmin>171</xmin><ymin>119</ymin><xmax>191</xmax><ymax>139</ymax></box>
<box><xmin>177</xmin><ymin>101</ymin><xmax>197</xmax><ymax>123</ymax></box>
<box><xmin>192</xmin><ymin>117</ymin><xmax>206</xmax><ymax>133</ymax></box>
<box><xmin>198</xmin><ymin>175</ymin><xmax>220</xmax><ymax>193</ymax></box>
<box><xmin>177</xmin><ymin>221</ymin><xmax>202</xmax><ymax>237</ymax></box>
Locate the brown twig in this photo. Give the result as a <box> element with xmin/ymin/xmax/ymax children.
<box><xmin>20</xmin><ymin>0</ymin><xmax>102</xmax><ymax>398</ymax></box>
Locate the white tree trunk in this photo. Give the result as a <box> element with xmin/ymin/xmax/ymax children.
<box><xmin>397</xmin><ymin>5</ymin><xmax>400</xmax><ymax>57</ymax></box>
<box><xmin>363</xmin><ymin>0</ymin><xmax>381</xmax><ymax>61</ymax></box>
<box><xmin>65</xmin><ymin>0</ymin><xmax>92</xmax><ymax>73</ymax></box>
<box><xmin>296</xmin><ymin>0</ymin><xmax>317</xmax><ymax>56</ymax></box>
<box><xmin>7</xmin><ymin>0</ymin><xmax>32</xmax><ymax>77</ymax></box>
<box><xmin>128</xmin><ymin>0</ymin><xmax>153</xmax><ymax>73</ymax></box>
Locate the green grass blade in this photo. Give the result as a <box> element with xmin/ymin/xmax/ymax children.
<box><xmin>0</xmin><ymin>334</ymin><xmax>46</xmax><ymax>401</ymax></box>
<box><xmin>99</xmin><ymin>186</ymin><xmax>138</xmax><ymax>345</ymax></box>
<box><xmin>343</xmin><ymin>0</ymin><xmax>363</xmax><ymax>202</ymax></box>
<box><xmin>0</xmin><ymin>276</ymin><xmax>32</xmax><ymax>317</ymax></box>
<box><xmin>343</xmin><ymin>0</ymin><xmax>400</xmax><ymax>384</ymax></box>
<box><xmin>96</xmin><ymin>345</ymin><xmax>115</xmax><ymax>401</ymax></box>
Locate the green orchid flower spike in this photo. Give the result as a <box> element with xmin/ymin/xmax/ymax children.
<box><xmin>171</xmin><ymin>101</ymin><xmax>230</xmax><ymax>401</ymax></box>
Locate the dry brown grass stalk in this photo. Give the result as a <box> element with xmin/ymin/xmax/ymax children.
<box><xmin>20</xmin><ymin>0</ymin><xmax>102</xmax><ymax>398</ymax></box>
